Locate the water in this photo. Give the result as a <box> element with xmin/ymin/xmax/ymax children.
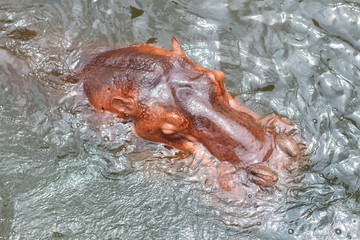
<box><xmin>0</xmin><ymin>0</ymin><xmax>359</xmax><ymax>239</ymax></box>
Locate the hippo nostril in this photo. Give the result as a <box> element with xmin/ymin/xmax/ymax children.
<box><xmin>276</xmin><ymin>134</ymin><xmax>299</xmax><ymax>158</ymax></box>
<box><xmin>247</xmin><ymin>165</ymin><xmax>278</xmax><ymax>187</ymax></box>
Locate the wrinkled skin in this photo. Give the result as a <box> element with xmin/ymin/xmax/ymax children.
<box><xmin>77</xmin><ymin>37</ymin><xmax>304</xmax><ymax>191</ymax></box>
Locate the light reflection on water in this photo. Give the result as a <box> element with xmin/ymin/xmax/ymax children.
<box><xmin>0</xmin><ymin>0</ymin><xmax>359</xmax><ymax>239</ymax></box>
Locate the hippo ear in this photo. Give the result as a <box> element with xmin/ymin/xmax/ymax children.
<box><xmin>212</xmin><ymin>70</ymin><xmax>225</xmax><ymax>83</ymax></box>
<box><xmin>111</xmin><ymin>96</ymin><xmax>135</xmax><ymax>115</ymax></box>
<box><xmin>171</xmin><ymin>37</ymin><xmax>186</xmax><ymax>57</ymax></box>
<box><xmin>162</xmin><ymin>112</ymin><xmax>190</xmax><ymax>132</ymax></box>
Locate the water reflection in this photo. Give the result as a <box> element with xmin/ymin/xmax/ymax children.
<box><xmin>0</xmin><ymin>0</ymin><xmax>359</xmax><ymax>239</ymax></box>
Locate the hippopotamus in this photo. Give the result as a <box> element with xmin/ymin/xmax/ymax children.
<box><xmin>76</xmin><ymin>37</ymin><xmax>304</xmax><ymax>191</ymax></box>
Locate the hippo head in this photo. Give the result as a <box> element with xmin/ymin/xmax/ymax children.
<box><xmin>81</xmin><ymin>37</ymin><xmax>302</xmax><ymax>188</ymax></box>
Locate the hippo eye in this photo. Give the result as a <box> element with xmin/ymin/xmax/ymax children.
<box><xmin>161</xmin><ymin>122</ymin><xmax>184</xmax><ymax>140</ymax></box>
<box><xmin>161</xmin><ymin>123</ymin><xmax>177</xmax><ymax>135</ymax></box>
<box><xmin>162</xmin><ymin>128</ymin><xmax>176</xmax><ymax>135</ymax></box>
<box><xmin>161</xmin><ymin>121</ymin><xmax>197</xmax><ymax>142</ymax></box>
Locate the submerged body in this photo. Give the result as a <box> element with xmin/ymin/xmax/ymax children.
<box><xmin>77</xmin><ymin>37</ymin><xmax>303</xmax><ymax>191</ymax></box>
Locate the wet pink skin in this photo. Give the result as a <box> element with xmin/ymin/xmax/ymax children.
<box><xmin>76</xmin><ymin>37</ymin><xmax>304</xmax><ymax>191</ymax></box>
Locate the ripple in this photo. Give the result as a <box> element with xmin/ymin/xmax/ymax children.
<box><xmin>0</xmin><ymin>0</ymin><xmax>359</xmax><ymax>239</ymax></box>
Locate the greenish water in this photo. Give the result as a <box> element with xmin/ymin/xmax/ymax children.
<box><xmin>0</xmin><ymin>0</ymin><xmax>359</xmax><ymax>239</ymax></box>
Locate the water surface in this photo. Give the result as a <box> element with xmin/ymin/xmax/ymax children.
<box><xmin>0</xmin><ymin>0</ymin><xmax>359</xmax><ymax>239</ymax></box>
